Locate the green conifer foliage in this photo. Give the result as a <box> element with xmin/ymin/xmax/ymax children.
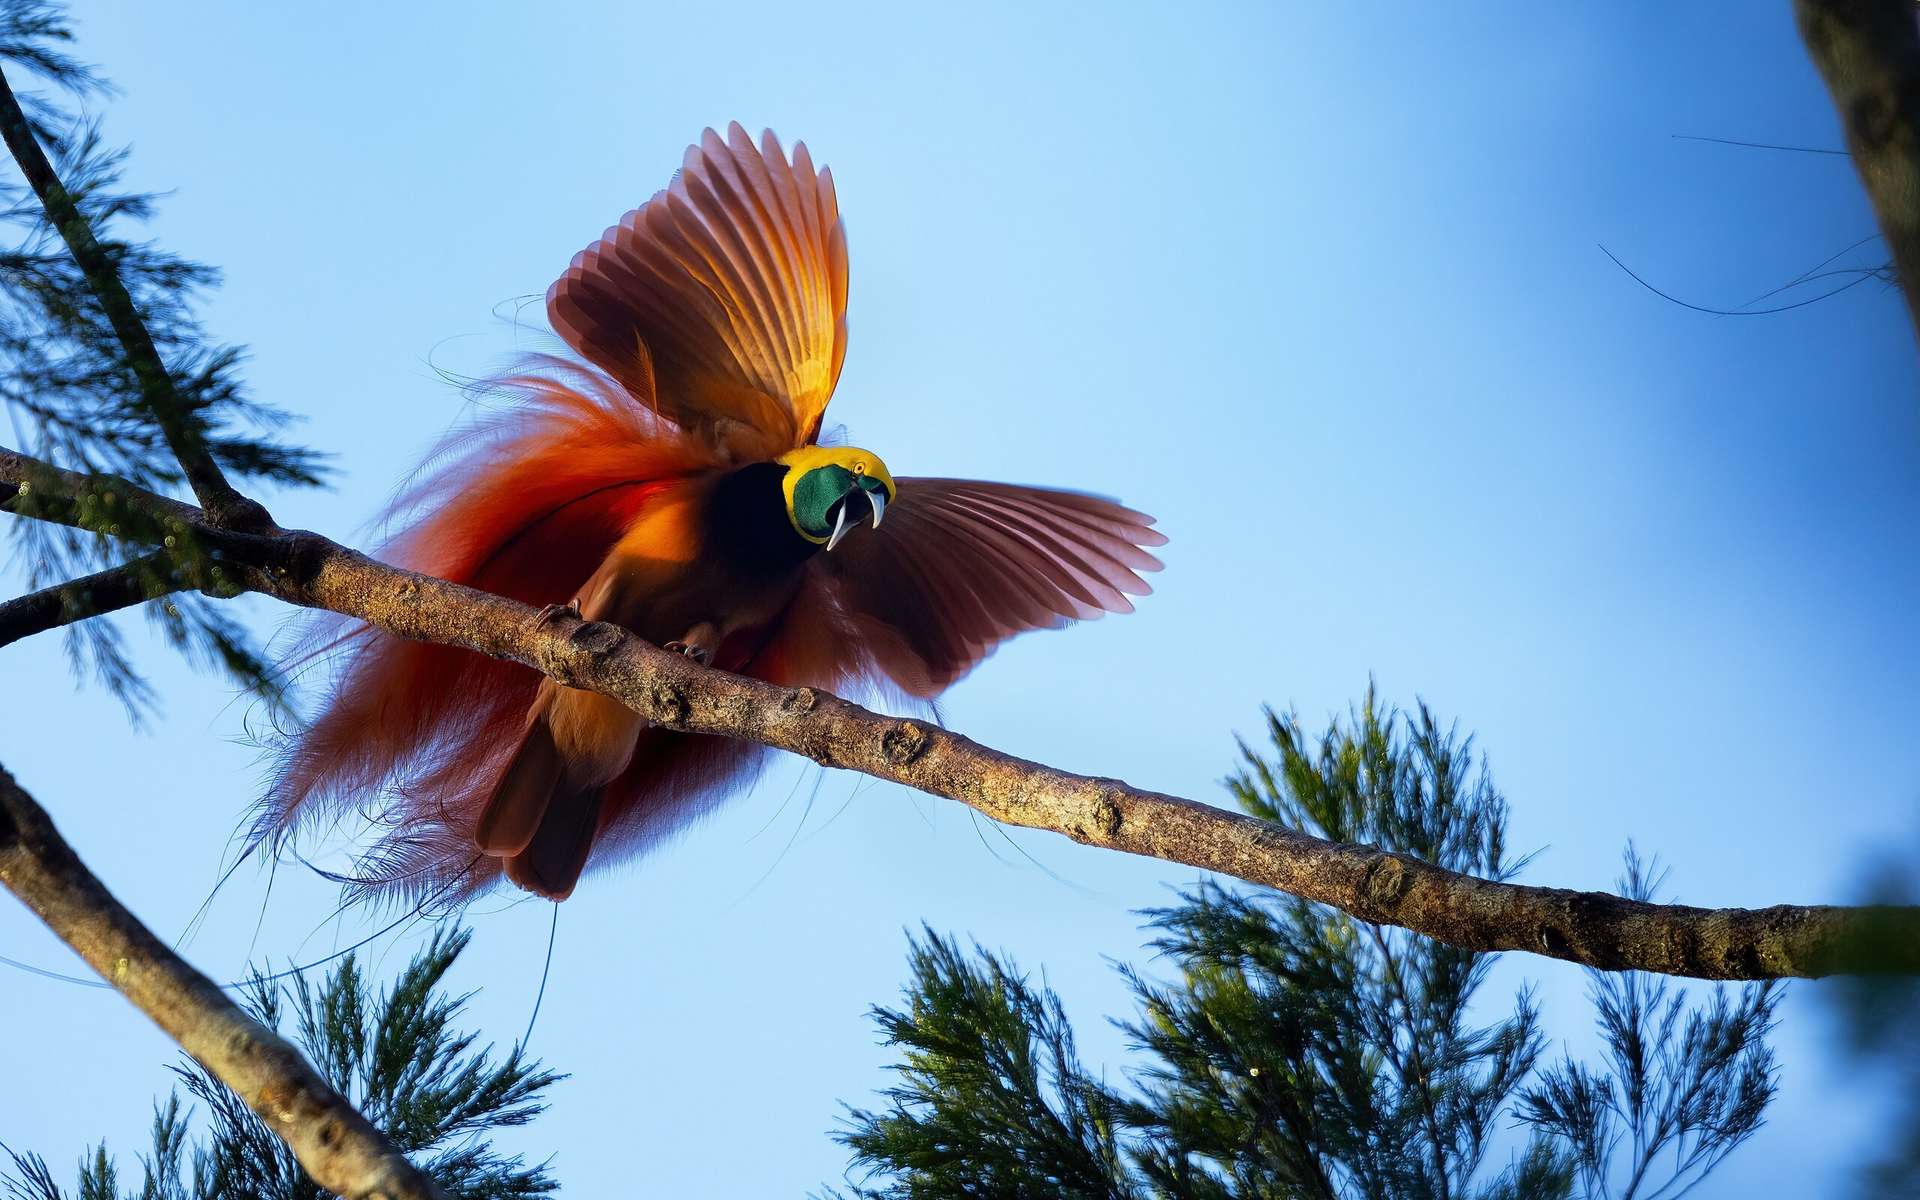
<box><xmin>1</xmin><ymin>929</ymin><xmax>562</xmax><ymax>1200</ymax></box>
<box><xmin>832</xmin><ymin>691</ymin><xmax>1779</xmax><ymax>1200</ymax></box>
<box><xmin>0</xmin><ymin>0</ymin><xmax>326</xmax><ymax>715</ymax></box>
<box><xmin>1515</xmin><ymin>851</ymin><xmax>1779</xmax><ymax>1200</ymax></box>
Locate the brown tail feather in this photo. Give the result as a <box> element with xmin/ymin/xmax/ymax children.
<box><xmin>475</xmin><ymin>721</ymin><xmax>567</xmax><ymax>856</ymax></box>
<box><xmin>479</xmin><ymin>717</ymin><xmax>608</xmax><ymax>900</ymax></box>
<box><xmin>505</xmin><ymin>783</ymin><xmax>604</xmax><ymax>900</ymax></box>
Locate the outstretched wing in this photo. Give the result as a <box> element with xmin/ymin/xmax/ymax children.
<box><xmin>818</xmin><ymin>478</ymin><xmax>1166</xmax><ymax>696</ymax></box>
<box><xmin>547</xmin><ymin>123</ymin><xmax>849</xmax><ymax>460</ymax></box>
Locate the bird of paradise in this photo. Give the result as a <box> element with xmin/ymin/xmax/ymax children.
<box><xmin>262</xmin><ymin>125</ymin><xmax>1165</xmax><ymax>901</ymax></box>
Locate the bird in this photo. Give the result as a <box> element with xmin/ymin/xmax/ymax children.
<box><xmin>259</xmin><ymin>124</ymin><xmax>1165</xmax><ymax>903</ymax></box>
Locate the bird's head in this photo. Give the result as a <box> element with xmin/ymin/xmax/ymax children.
<box><xmin>777</xmin><ymin>444</ymin><xmax>897</xmax><ymax>551</ymax></box>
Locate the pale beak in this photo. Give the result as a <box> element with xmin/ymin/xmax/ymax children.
<box><xmin>868</xmin><ymin>489</ymin><xmax>886</xmax><ymax>529</ymax></box>
<box><xmin>825</xmin><ymin>496</ymin><xmax>854</xmax><ymax>551</ymax></box>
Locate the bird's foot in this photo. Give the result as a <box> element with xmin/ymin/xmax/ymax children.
<box><xmin>664</xmin><ymin>621</ymin><xmax>719</xmax><ymax>666</ymax></box>
<box><xmin>530</xmin><ymin>598</ymin><xmax>583</xmax><ymax>629</ymax></box>
<box><xmin>662</xmin><ymin>639</ymin><xmax>713</xmax><ymax>666</ymax></box>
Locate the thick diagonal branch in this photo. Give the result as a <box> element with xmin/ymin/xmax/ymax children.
<box><xmin>0</xmin><ymin>764</ymin><xmax>449</xmax><ymax>1200</ymax></box>
<box><xmin>0</xmin><ymin>66</ymin><xmax>268</xmax><ymax>530</ymax></box>
<box><xmin>4</xmin><ymin>445</ymin><xmax>1910</xmax><ymax>980</ymax></box>
<box><xmin>1796</xmin><ymin>0</ymin><xmax>1920</xmax><ymax>342</ymax></box>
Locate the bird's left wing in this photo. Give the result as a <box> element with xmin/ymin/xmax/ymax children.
<box><xmin>547</xmin><ymin>123</ymin><xmax>848</xmax><ymax>459</ymax></box>
<box><xmin>817</xmin><ymin>478</ymin><xmax>1165</xmax><ymax>697</ymax></box>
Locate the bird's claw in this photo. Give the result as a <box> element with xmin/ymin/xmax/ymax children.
<box><xmin>530</xmin><ymin>599</ymin><xmax>583</xmax><ymax>629</ymax></box>
<box><xmin>663</xmin><ymin>640</ymin><xmax>713</xmax><ymax>666</ymax></box>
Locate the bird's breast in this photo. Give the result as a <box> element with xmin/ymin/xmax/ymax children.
<box><xmin>597</xmin><ymin>464</ymin><xmax>816</xmax><ymax>646</ymax></box>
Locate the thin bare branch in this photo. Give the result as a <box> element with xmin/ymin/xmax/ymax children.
<box><xmin>0</xmin><ymin>763</ymin><xmax>450</xmax><ymax>1200</ymax></box>
<box><xmin>1670</xmin><ymin>133</ymin><xmax>1851</xmax><ymax>156</ymax></box>
<box><xmin>0</xmin><ymin>548</ymin><xmax>180</xmax><ymax>648</ymax></box>
<box><xmin>0</xmin><ymin>443</ymin><xmax>209</xmax><ymax>529</ymax></box>
<box><xmin>0</xmin><ymin>65</ymin><xmax>269</xmax><ymax>529</ymax></box>
<box><xmin>4</xmin><ymin>443</ymin><xmax>1911</xmax><ymax>981</ymax></box>
<box><xmin>1796</xmin><ymin>0</ymin><xmax>1920</xmax><ymax>343</ymax></box>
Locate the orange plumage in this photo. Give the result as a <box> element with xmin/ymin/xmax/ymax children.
<box><xmin>262</xmin><ymin>125</ymin><xmax>1164</xmax><ymax>902</ymax></box>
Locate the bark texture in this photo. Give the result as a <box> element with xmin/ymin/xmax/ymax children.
<box><xmin>0</xmin><ymin>765</ymin><xmax>450</xmax><ymax>1200</ymax></box>
<box><xmin>0</xmin><ymin>550</ymin><xmax>181</xmax><ymax>649</ymax></box>
<box><xmin>1796</xmin><ymin>0</ymin><xmax>1920</xmax><ymax>341</ymax></box>
<box><xmin>6</xmin><ymin>444</ymin><xmax>1911</xmax><ymax>981</ymax></box>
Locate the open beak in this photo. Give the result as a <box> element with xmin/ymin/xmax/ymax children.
<box><xmin>824</xmin><ymin>487</ymin><xmax>886</xmax><ymax>552</ymax></box>
<box><xmin>826</xmin><ymin>496</ymin><xmax>855</xmax><ymax>551</ymax></box>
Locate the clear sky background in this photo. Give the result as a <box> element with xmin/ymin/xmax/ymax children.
<box><xmin>3</xmin><ymin>2</ymin><xmax>1917</xmax><ymax>1196</ymax></box>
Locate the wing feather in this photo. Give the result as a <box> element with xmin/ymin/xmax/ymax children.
<box><xmin>820</xmin><ymin>478</ymin><xmax>1165</xmax><ymax>696</ymax></box>
<box><xmin>910</xmin><ymin>490</ymin><xmax>1113</xmax><ymax>618</ymax></box>
<box><xmin>547</xmin><ymin>123</ymin><xmax>849</xmax><ymax>458</ymax></box>
<box><xmin>902</xmin><ymin>508</ymin><xmax>1070</xmax><ymax>629</ymax></box>
<box><xmin>943</xmin><ymin>482</ymin><xmax>1167</xmax><ymax>570</ymax></box>
<box><xmin>921</xmin><ymin>483</ymin><xmax>1160</xmax><ymax>605</ymax></box>
<box><xmin>713</xmin><ymin>126</ymin><xmax>804</xmax><ymax>366</ymax></box>
<box><xmin>926</xmin><ymin>492</ymin><xmax>1139</xmax><ymax>611</ymax></box>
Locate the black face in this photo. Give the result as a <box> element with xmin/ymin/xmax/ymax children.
<box><xmin>708</xmin><ymin>461</ymin><xmax>824</xmax><ymax>573</ymax></box>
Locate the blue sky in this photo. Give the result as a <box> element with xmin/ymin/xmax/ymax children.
<box><xmin>3</xmin><ymin>2</ymin><xmax>1917</xmax><ymax>1195</ymax></box>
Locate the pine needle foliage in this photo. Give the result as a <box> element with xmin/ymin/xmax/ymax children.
<box><xmin>0</xmin><ymin>928</ymin><xmax>562</xmax><ymax>1200</ymax></box>
<box><xmin>838</xmin><ymin>927</ymin><xmax>1143</xmax><ymax>1200</ymax></box>
<box><xmin>1514</xmin><ymin>851</ymin><xmax>1779</xmax><ymax>1200</ymax></box>
<box><xmin>0</xmin><ymin>0</ymin><xmax>326</xmax><ymax>717</ymax></box>
<box><xmin>831</xmin><ymin>689</ymin><xmax>1779</xmax><ymax>1200</ymax></box>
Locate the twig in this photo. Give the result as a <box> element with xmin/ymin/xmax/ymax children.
<box><xmin>0</xmin><ymin>550</ymin><xmax>182</xmax><ymax>649</ymax></box>
<box><xmin>1598</xmin><ymin>244</ymin><xmax>1881</xmax><ymax>316</ymax></box>
<box><xmin>0</xmin><ymin>66</ymin><xmax>270</xmax><ymax>530</ymax></box>
<box><xmin>0</xmin><ymin>445</ymin><xmax>211</xmax><ymax>530</ymax></box>
<box><xmin>1795</xmin><ymin>0</ymin><xmax>1920</xmax><ymax>344</ymax></box>
<box><xmin>0</xmin><ymin>763</ymin><xmax>449</xmax><ymax>1200</ymax></box>
<box><xmin>3</xmin><ymin>444</ymin><xmax>1911</xmax><ymax>981</ymax></box>
<box><xmin>1670</xmin><ymin>133</ymin><xmax>1850</xmax><ymax>157</ymax></box>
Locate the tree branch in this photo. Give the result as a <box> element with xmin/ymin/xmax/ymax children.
<box><xmin>0</xmin><ymin>444</ymin><xmax>213</xmax><ymax>530</ymax></box>
<box><xmin>1796</xmin><ymin>0</ymin><xmax>1920</xmax><ymax>342</ymax></box>
<box><xmin>0</xmin><ymin>549</ymin><xmax>183</xmax><ymax>649</ymax></box>
<box><xmin>0</xmin><ymin>66</ymin><xmax>269</xmax><ymax>530</ymax></box>
<box><xmin>0</xmin><ymin>763</ymin><xmax>449</xmax><ymax>1200</ymax></box>
<box><xmin>4</xmin><ymin>444</ymin><xmax>1911</xmax><ymax>981</ymax></box>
